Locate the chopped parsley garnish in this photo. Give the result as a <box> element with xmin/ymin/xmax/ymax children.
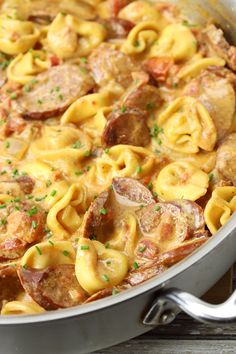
<box><xmin>35</xmin><ymin>245</ymin><xmax>42</xmax><ymax>255</ymax></box>
<box><xmin>139</xmin><ymin>245</ymin><xmax>146</xmax><ymax>253</ymax></box>
<box><xmin>35</xmin><ymin>195</ymin><xmax>47</xmax><ymax>201</ymax></box>
<box><xmin>50</xmin><ymin>190</ymin><xmax>57</xmax><ymax>197</ymax></box>
<box><xmin>27</xmin><ymin>206</ymin><xmax>38</xmax><ymax>217</ymax></box>
<box><xmin>147</xmin><ymin>182</ymin><xmax>153</xmax><ymax>190</ymax></box>
<box><xmin>112</xmin><ymin>289</ymin><xmax>118</xmax><ymax>295</ymax></box>
<box><xmin>105</xmin><ymin>242</ymin><xmax>110</xmax><ymax>249</ymax></box>
<box><xmin>84</xmin><ymin>150</ymin><xmax>91</xmax><ymax>157</ymax></box>
<box><xmin>134</xmin><ymin>40</ymin><xmax>140</xmax><ymax>47</ymax></box>
<box><xmin>86</xmin><ymin>165</ymin><xmax>91</xmax><ymax>171</ymax></box>
<box><xmin>150</xmin><ymin>123</ymin><xmax>164</xmax><ymax>138</ymax></box>
<box><xmin>23</xmin><ymin>84</ymin><xmax>30</xmax><ymax>93</ymax></box>
<box><xmin>10</xmin><ymin>92</ymin><xmax>17</xmax><ymax>100</ymax></box>
<box><xmin>104</xmin><ymin>148</ymin><xmax>110</xmax><ymax>154</ymax></box>
<box><xmin>72</xmin><ymin>140</ymin><xmax>82</xmax><ymax>149</ymax></box>
<box><xmin>120</xmin><ymin>106</ymin><xmax>126</xmax><ymax>113</ymax></box>
<box><xmin>102</xmin><ymin>274</ymin><xmax>110</xmax><ymax>282</ymax></box>
<box><xmin>146</xmin><ymin>102</ymin><xmax>155</xmax><ymax>110</ymax></box>
<box><xmin>23</xmin><ymin>263</ymin><xmax>28</xmax><ymax>269</ymax></box>
<box><xmin>63</xmin><ymin>250</ymin><xmax>70</xmax><ymax>257</ymax></box>
<box><xmin>58</xmin><ymin>94</ymin><xmax>63</xmax><ymax>100</ymax></box>
<box><xmin>5</xmin><ymin>141</ymin><xmax>10</xmax><ymax>149</ymax></box>
<box><xmin>133</xmin><ymin>262</ymin><xmax>139</xmax><ymax>270</ymax></box>
<box><xmin>208</xmin><ymin>173</ymin><xmax>214</xmax><ymax>182</ymax></box>
<box><xmin>182</xmin><ymin>20</ymin><xmax>197</xmax><ymax>27</ymax></box>
<box><xmin>13</xmin><ymin>197</ymin><xmax>21</xmax><ymax>202</ymax></box>
<box><xmin>37</xmin><ymin>99</ymin><xmax>43</xmax><ymax>105</ymax></box>
<box><xmin>0</xmin><ymin>170</ymin><xmax>6</xmax><ymax>175</ymax></box>
<box><xmin>26</xmin><ymin>195</ymin><xmax>34</xmax><ymax>200</ymax></box>
<box><xmin>12</xmin><ymin>168</ymin><xmax>19</xmax><ymax>177</ymax></box>
<box><xmin>99</xmin><ymin>208</ymin><xmax>108</xmax><ymax>215</ymax></box>
<box><xmin>55</xmin><ymin>86</ymin><xmax>60</xmax><ymax>92</ymax></box>
<box><xmin>136</xmin><ymin>166</ymin><xmax>142</xmax><ymax>174</ymax></box>
<box><xmin>154</xmin><ymin>205</ymin><xmax>161</xmax><ymax>212</ymax></box>
<box><xmin>32</xmin><ymin>220</ymin><xmax>38</xmax><ymax>229</ymax></box>
<box><xmin>89</xmin><ymin>235</ymin><xmax>96</xmax><ymax>240</ymax></box>
<box><xmin>0</xmin><ymin>204</ymin><xmax>6</xmax><ymax>209</ymax></box>
<box><xmin>80</xmin><ymin>245</ymin><xmax>89</xmax><ymax>250</ymax></box>
<box><xmin>80</xmin><ymin>57</ymin><xmax>87</xmax><ymax>64</ymax></box>
<box><xmin>106</xmin><ymin>261</ymin><xmax>111</xmax><ymax>265</ymax></box>
<box><xmin>80</xmin><ymin>67</ymin><xmax>88</xmax><ymax>74</ymax></box>
<box><xmin>46</xmin><ymin>180</ymin><xmax>52</xmax><ymax>188</ymax></box>
<box><xmin>48</xmin><ymin>240</ymin><xmax>54</xmax><ymax>246</ymax></box>
<box><xmin>6</xmin><ymin>159</ymin><xmax>12</xmax><ymax>165</ymax></box>
<box><xmin>75</xmin><ymin>170</ymin><xmax>83</xmax><ymax>176</ymax></box>
<box><xmin>0</xmin><ymin>218</ymin><xmax>7</xmax><ymax>225</ymax></box>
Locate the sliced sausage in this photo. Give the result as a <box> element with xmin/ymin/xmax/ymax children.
<box><xmin>202</xmin><ymin>24</ymin><xmax>236</xmax><ymax>71</ymax></box>
<box><xmin>0</xmin><ymin>176</ymin><xmax>35</xmax><ymax>196</ymax></box>
<box><xmin>101</xmin><ymin>18</ymin><xmax>134</xmax><ymax>39</ymax></box>
<box><xmin>16</xmin><ymin>64</ymin><xmax>95</xmax><ymax>120</ymax></box>
<box><xmin>82</xmin><ymin>190</ymin><xmax>112</xmax><ymax>239</ymax></box>
<box><xmin>136</xmin><ymin>203</ymin><xmax>189</xmax><ymax>246</ymax></box>
<box><xmin>112</xmin><ymin>177</ymin><xmax>155</xmax><ymax>207</ymax></box>
<box><xmin>89</xmin><ymin>43</ymin><xmax>139</xmax><ymax>88</ymax></box>
<box><xmin>84</xmin><ymin>288</ymin><xmax>114</xmax><ymax>303</ymax></box>
<box><xmin>216</xmin><ymin>133</ymin><xmax>236</xmax><ymax>185</ymax></box>
<box><xmin>125</xmin><ymin>261</ymin><xmax>166</xmax><ymax>286</ymax></box>
<box><xmin>4</xmin><ymin>112</ymin><xmax>27</xmax><ymax>137</ymax></box>
<box><xmin>0</xmin><ymin>238</ymin><xmax>26</xmax><ymax>261</ymax></box>
<box><xmin>18</xmin><ymin>264</ymin><xmax>87</xmax><ymax>310</ymax></box>
<box><xmin>184</xmin><ymin>70</ymin><xmax>236</xmax><ymax>141</ymax></box>
<box><xmin>143</xmin><ymin>57</ymin><xmax>175</xmax><ymax>83</ymax></box>
<box><xmin>102</xmin><ymin>107</ymin><xmax>150</xmax><ymax>147</ymax></box>
<box><xmin>135</xmin><ymin>238</ymin><xmax>160</xmax><ymax>260</ymax></box>
<box><xmin>0</xmin><ymin>266</ymin><xmax>23</xmax><ymax>309</ymax></box>
<box><xmin>16</xmin><ymin>176</ymin><xmax>35</xmax><ymax>195</ymax></box>
<box><xmin>170</xmin><ymin>200</ymin><xmax>205</xmax><ymax>234</ymax></box>
<box><xmin>158</xmin><ymin>235</ymin><xmax>209</xmax><ymax>267</ymax></box>
<box><xmin>120</xmin><ymin>84</ymin><xmax>161</xmax><ymax>112</ymax></box>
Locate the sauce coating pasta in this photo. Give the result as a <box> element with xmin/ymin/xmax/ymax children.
<box><xmin>0</xmin><ymin>0</ymin><xmax>235</xmax><ymax>314</ymax></box>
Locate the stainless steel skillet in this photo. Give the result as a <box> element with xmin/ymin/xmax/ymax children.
<box><xmin>1</xmin><ymin>1</ymin><xmax>236</xmax><ymax>353</ymax></box>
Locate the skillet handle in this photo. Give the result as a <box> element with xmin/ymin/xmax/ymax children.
<box><xmin>143</xmin><ymin>288</ymin><xmax>236</xmax><ymax>326</ymax></box>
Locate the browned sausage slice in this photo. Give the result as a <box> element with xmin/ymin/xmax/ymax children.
<box><xmin>170</xmin><ymin>200</ymin><xmax>205</xmax><ymax>234</ymax></box>
<box><xmin>120</xmin><ymin>84</ymin><xmax>161</xmax><ymax>112</ymax></box>
<box><xmin>18</xmin><ymin>264</ymin><xmax>87</xmax><ymax>310</ymax></box>
<box><xmin>16</xmin><ymin>176</ymin><xmax>35</xmax><ymax>194</ymax></box>
<box><xmin>89</xmin><ymin>43</ymin><xmax>138</xmax><ymax>88</ymax></box>
<box><xmin>143</xmin><ymin>57</ymin><xmax>175</xmax><ymax>83</ymax></box>
<box><xmin>0</xmin><ymin>238</ymin><xmax>26</xmax><ymax>260</ymax></box>
<box><xmin>109</xmin><ymin>0</ymin><xmax>131</xmax><ymax>17</ymax></box>
<box><xmin>202</xmin><ymin>24</ymin><xmax>236</xmax><ymax>71</ymax></box>
<box><xmin>158</xmin><ymin>235</ymin><xmax>209</xmax><ymax>266</ymax></box>
<box><xmin>125</xmin><ymin>261</ymin><xmax>166</xmax><ymax>286</ymax></box>
<box><xmin>112</xmin><ymin>177</ymin><xmax>155</xmax><ymax>206</ymax></box>
<box><xmin>216</xmin><ymin>132</ymin><xmax>236</xmax><ymax>185</ymax></box>
<box><xmin>0</xmin><ymin>266</ymin><xmax>23</xmax><ymax>309</ymax></box>
<box><xmin>82</xmin><ymin>190</ymin><xmax>112</xmax><ymax>239</ymax></box>
<box><xmin>100</xmin><ymin>18</ymin><xmax>134</xmax><ymax>39</ymax></box>
<box><xmin>102</xmin><ymin>107</ymin><xmax>150</xmax><ymax>147</ymax></box>
<box><xmin>184</xmin><ymin>69</ymin><xmax>236</xmax><ymax>141</ymax></box>
<box><xmin>16</xmin><ymin>64</ymin><xmax>95</xmax><ymax>119</ymax></box>
<box><xmin>0</xmin><ymin>176</ymin><xmax>35</xmax><ymax>196</ymax></box>
<box><xmin>136</xmin><ymin>202</ymin><xmax>189</xmax><ymax>243</ymax></box>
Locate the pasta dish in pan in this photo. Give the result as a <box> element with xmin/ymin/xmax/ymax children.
<box><xmin>0</xmin><ymin>0</ymin><xmax>235</xmax><ymax>315</ymax></box>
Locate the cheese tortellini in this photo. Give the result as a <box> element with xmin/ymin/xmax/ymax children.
<box><xmin>75</xmin><ymin>238</ymin><xmax>129</xmax><ymax>294</ymax></box>
<box><xmin>47</xmin><ymin>13</ymin><xmax>106</xmax><ymax>59</ymax></box>
<box><xmin>149</xmin><ymin>24</ymin><xmax>197</xmax><ymax>62</ymax></box>
<box><xmin>118</xmin><ymin>1</ymin><xmax>161</xmax><ymax>23</ymax></box>
<box><xmin>7</xmin><ymin>50</ymin><xmax>50</xmax><ymax>84</ymax></box>
<box><xmin>1</xmin><ymin>300</ymin><xmax>45</xmax><ymax>315</ymax></box>
<box><xmin>158</xmin><ymin>96</ymin><xmax>217</xmax><ymax>153</ymax></box>
<box><xmin>0</xmin><ymin>15</ymin><xmax>40</xmax><ymax>54</ymax></box>
<box><xmin>153</xmin><ymin>161</ymin><xmax>209</xmax><ymax>201</ymax></box>
<box><xmin>204</xmin><ymin>187</ymin><xmax>236</xmax><ymax>234</ymax></box>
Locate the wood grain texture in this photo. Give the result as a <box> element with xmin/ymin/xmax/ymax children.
<box><xmin>93</xmin><ymin>265</ymin><xmax>236</xmax><ymax>353</ymax></box>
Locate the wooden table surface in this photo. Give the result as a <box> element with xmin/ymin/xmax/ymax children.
<box><xmin>95</xmin><ymin>266</ymin><xmax>236</xmax><ymax>354</ymax></box>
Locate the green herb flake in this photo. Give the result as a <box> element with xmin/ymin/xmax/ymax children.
<box><xmin>72</xmin><ymin>140</ymin><xmax>82</xmax><ymax>149</ymax></box>
<box><xmin>104</xmin><ymin>148</ymin><xmax>110</xmax><ymax>154</ymax></box>
<box><xmin>112</xmin><ymin>289</ymin><xmax>118</xmax><ymax>295</ymax></box>
<box><xmin>147</xmin><ymin>182</ymin><xmax>153</xmax><ymax>190</ymax></box>
<box><xmin>84</xmin><ymin>150</ymin><xmax>91</xmax><ymax>157</ymax></box>
<box><xmin>75</xmin><ymin>170</ymin><xmax>83</xmax><ymax>176</ymax></box>
<box><xmin>0</xmin><ymin>204</ymin><xmax>6</xmax><ymax>209</ymax></box>
<box><xmin>37</xmin><ymin>99</ymin><xmax>43</xmax><ymax>105</ymax></box>
<box><xmin>50</xmin><ymin>190</ymin><xmax>57</xmax><ymax>197</ymax></box>
<box><xmin>154</xmin><ymin>205</ymin><xmax>161</xmax><ymax>212</ymax></box>
<box><xmin>182</xmin><ymin>20</ymin><xmax>197</xmax><ymax>27</ymax></box>
<box><xmin>134</xmin><ymin>40</ymin><xmax>140</xmax><ymax>47</ymax></box>
<box><xmin>136</xmin><ymin>166</ymin><xmax>142</xmax><ymax>174</ymax></box>
<box><xmin>23</xmin><ymin>263</ymin><xmax>28</xmax><ymax>269</ymax></box>
<box><xmin>13</xmin><ymin>197</ymin><xmax>21</xmax><ymax>202</ymax></box>
<box><xmin>80</xmin><ymin>245</ymin><xmax>89</xmax><ymax>250</ymax></box>
<box><xmin>58</xmin><ymin>94</ymin><xmax>63</xmax><ymax>100</ymax></box>
<box><xmin>139</xmin><ymin>245</ymin><xmax>146</xmax><ymax>253</ymax></box>
<box><xmin>0</xmin><ymin>170</ymin><xmax>6</xmax><ymax>175</ymax></box>
<box><xmin>35</xmin><ymin>245</ymin><xmax>42</xmax><ymax>255</ymax></box>
<box><xmin>63</xmin><ymin>250</ymin><xmax>70</xmax><ymax>257</ymax></box>
<box><xmin>208</xmin><ymin>173</ymin><xmax>214</xmax><ymax>182</ymax></box>
<box><xmin>86</xmin><ymin>165</ymin><xmax>91</xmax><ymax>171</ymax></box>
<box><xmin>120</xmin><ymin>106</ymin><xmax>126</xmax><ymax>113</ymax></box>
<box><xmin>133</xmin><ymin>261</ymin><xmax>139</xmax><ymax>270</ymax></box>
<box><xmin>10</xmin><ymin>92</ymin><xmax>17</xmax><ymax>100</ymax></box>
<box><xmin>5</xmin><ymin>141</ymin><xmax>10</xmax><ymax>149</ymax></box>
<box><xmin>23</xmin><ymin>84</ymin><xmax>30</xmax><ymax>93</ymax></box>
<box><xmin>12</xmin><ymin>168</ymin><xmax>19</xmax><ymax>177</ymax></box>
<box><xmin>146</xmin><ymin>102</ymin><xmax>155</xmax><ymax>110</ymax></box>
<box><xmin>105</xmin><ymin>242</ymin><xmax>110</xmax><ymax>249</ymax></box>
<box><xmin>99</xmin><ymin>208</ymin><xmax>108</xmax><ymax>215</ymax></box>
<box><xmin>0</xmin><ymin>218</ymin><xmax>7</xmax><ymax>225</ymax></box>
<box><xmin>102</xmin><ymin>274</ymin><xmax>110</xmax><ymax>282</ymax></box>
<box><xmin>106</xmin><ymin>261</ymin><xmax>111</xmax><ymax>265</ymax></box>
<box><xmin>32</xmin><ymin>220</ymin><xmax>38</xmax><ymax>229</ymax></box>
<box><xmin>35</xmin><ymin>195</ymin><xmax>47</xmax><ymax>201</ymax></box>
<box><xmin>26</xmin><ymin>194</ymin><xmax>34</xmax><ymax>200</ymax></box>
<box><xmin>27</xmin><ymin>206</ymin><xmax>38</xmax><ymax>217</ymax></box>
<box><xmin>48</xmin><ymin>240</ymin><xmax>54</xmax><ymax>246</ymax></box>
<box><xmin>6</xmin><ymin>159</ymin><xmax>12</xmax><ymax>165</ymax></box>
<box><xmin>80</xmin><ymin>57</ymin><xmax>87</xmax><ymax>64</ymax></box>
<box><xmin>46</xmin><ymin>180</ymin><xmax>52</xmax><ymax>188</ymax></box>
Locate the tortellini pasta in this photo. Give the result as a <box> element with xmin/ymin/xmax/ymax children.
<box><xmin>7</xmin><ymin>50</ymin><xmax>50</xmax><ymax>84</ymax></box>
<box><xmin>153</xmin><ymin>161</ymin><xmax>209</xmax><ymax>201</ymax></box>
<box><xmin>21</xmin><ymin>241</ymin><xmax>76</xmax><ymax>269</ymax></box>
<box><xmin>0</xmin><ymin>15</ymin><xmax>40</xmax><ymax>54</ymax></box>
<box><xmin>149</xmin><ymin>24</ymin><xmax>197</xmax><ymax>62</ymax></box>
<box><xmin>204</xmin><ymin>187</ymin><xmax>236</xmax><ymax>234</ymax></box>
<box><xmin>95</xmin><ymin>145</ymin><xmax>156</xmax><ymax>186</ymax></box>
<box><xmin>118</xmin><ymin>1</ymin><xmax>161</xmax><ymax>24</ymax></box>
<box><xmin>75</xmin><ymin>238</ymin><xmax>128</xmax><ymax>294</ymax></box>
<box><xmin>47</xmin><ymin>13</ymin><xmax>106</xmax><ymax>59</ymax></box>
<box><xmin>158</xmin><ymin>96</ymin><xmax>217</xmax><ymax>153</ymax></box>
<box><xmin>121</xmin><ymin>21</ymin><xmax>161</xmax><ymax>55</ymax></box>
<box><xmin>47</xmin><ymin>183</ymin><xmax>88</xmax><ymax>239</ymax></box>
<box><xmin>1</xmin><ymin>300</ymin><xmax>45</xmax><ymax>315</ymax></box>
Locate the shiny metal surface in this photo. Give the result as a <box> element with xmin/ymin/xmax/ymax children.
<box><xmin>1</xmin><ymin>2</ymin><xmax>236</xmax><ymax>353</ymax></box>
<box><xmin>144</xmin><ymin>288</ymin><xmax>236</xmax><ymax>326</ymax></box>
